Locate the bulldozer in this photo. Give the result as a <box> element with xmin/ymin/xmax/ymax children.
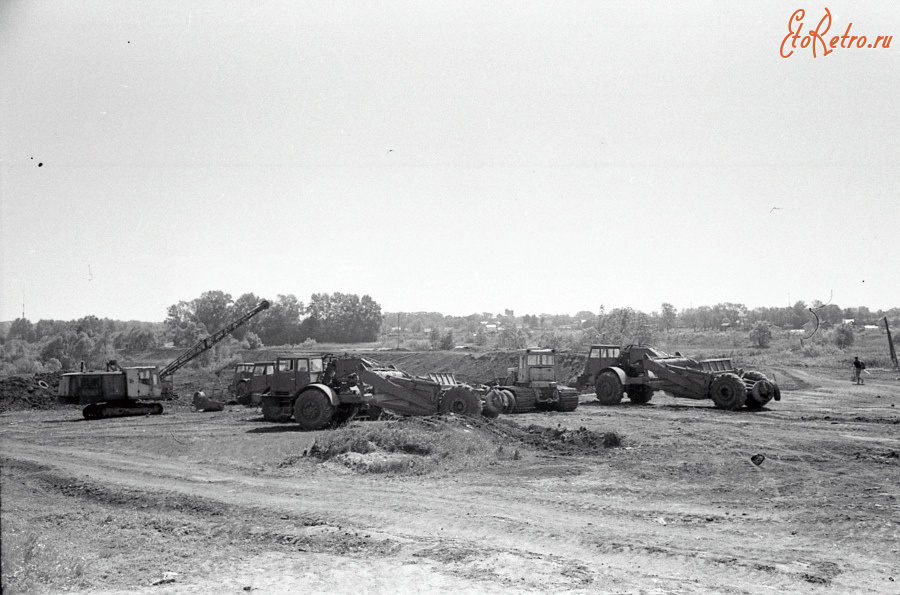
<box><xmin>575</xmin><ymin>344</ymin><xmax>781</xmax><ymax>410</ymax></box>
<box><xmin>58</xmin><ymin>300</ymin><xmax>270</xmax><ymax>419</ymax></box>
<box><xmin>488</xmin><ymin>348</ymin><xmax>580</xmax><ymax>414</ymax></box>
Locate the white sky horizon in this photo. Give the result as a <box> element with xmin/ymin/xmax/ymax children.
<box><xmin>2</xmin><ymin>1</ymin><xmax>898</xmax><ymax>323</ymax></box>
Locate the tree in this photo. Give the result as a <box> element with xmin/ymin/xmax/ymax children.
<box><xmin>429</xmin><ymin>327</ymin><xmax>442</xmax><ymax>349</ymax></box>
<box><xmin>749</xmin><ymin>321</ymin><xmax>772</xmax><ymax>348</ymax></box>
<box><xmin>659</xmin><ymin>303</ymin><xmax>677</xmax><ymax>332</ymax></box>
<box><xmin>834</xmin><ymin>324</ymin><xmax>854</xmax><ymax>349</ymax></box>
<box><xmin>243</xmin><ymin>332</ymin><xmax>264</xmax><ymax>349</ymax></box>
<box><xmin>498</xmin><ymin>325</ymin><xmax>528</xmax><ymax>349</ymax></box>
<box><xmin>7</xmin><ymin>318</ymin><xmax>36</xmax><ymax>342</ymax></box>
<box><xmin>596</xmin><ymin>307</ymin><xmax>652</xmax><ymax>345</ymax></box>
<box><xmin>305</xmin><ymin>292</ymin><xmax>383</xmax><ymax>343</ymax></box>
<box><xmin>193</xmin><ymin>291</ymin><xmax>234</xmax><ymax>334</ymax></box>
<box><xmin>256</xmin><ymin>294</ymin><xmax>304</xmax><ymax>346</ymax></box>
<box><xmin>439</xmin><ymin>331</ymin><xmax>454</xmax><ymax>350</ymax></box>
<box><xmin>232</xmin><ymin>292</ymin><xmax>264</xmax><ymax>340</ymax></box>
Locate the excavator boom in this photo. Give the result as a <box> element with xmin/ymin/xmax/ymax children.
<box><xmin>159</xmin><ymin>300</ymin><xmax>270</xmax><ymax>380</ymax></box>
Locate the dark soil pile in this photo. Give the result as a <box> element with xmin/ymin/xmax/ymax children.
<box><xmin>0</xmin><ymin>372</ymin><xmax>63</xmax><ymax>412</ymax></box>
<box><xmin>474</xmin><ymin>417</ymin><xmax>622</xmax><ymax>455</ymax></box>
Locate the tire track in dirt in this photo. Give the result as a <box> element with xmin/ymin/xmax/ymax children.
<box><xmin>3</xmin><ymin>434</ymin><xmax>883</xmax><ymax>594</ymax></box>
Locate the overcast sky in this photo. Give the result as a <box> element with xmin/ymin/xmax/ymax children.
<box><xmin>1</xmin><ymin>1</ymin><xmax>897</xmax><ymax>322</ymax></box>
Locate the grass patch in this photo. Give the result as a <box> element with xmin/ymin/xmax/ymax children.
<box><xmin>1</xmin><ymin>521</ymin><xmax>87</xmax><ymax>594</ymax></box>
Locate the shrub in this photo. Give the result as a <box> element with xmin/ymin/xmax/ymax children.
<box><xmin>749</xmin><ymin>322</ymin><xmax>772</xmax><ymax>348</ymax></box>
<box><xmin>833</xmin><ymin>325</ymin><xmax>855</xmax><ymax>349</ymax></box>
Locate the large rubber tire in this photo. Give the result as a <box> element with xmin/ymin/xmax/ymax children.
<box><xmin>501</xmin><ymin>390</ymin><xmax>516</xmax><ymax>414</ymax></box>
<box><xmin>235</xmin><ymin>382</ymin><xmax>252</xmax><ymax>406</ymax></box>
<box><xmin>293</xmin><ymin>389</ymin><xmax>335</xmax><ymax>430</ymax></box>
<box><xmin>595</xmin><ymin>371</ymin><xmax>624</xmax><ymax>405</ymax></box>
<box><xmin>510</xmin><ymin>389</ymin><xmax>536</xmax><ymax>413</ymax></box>
<box><xmin>710</xmin><ymin>373</ymin><xmax>747</xmax><ymax>410</ymax></box>
<box><xmin>627</xmin><ymin>385</ymin><xmax>654</xmax><ymax>405</ymax></box>
<box><xmin>440</xmin><ymin>387</ymin><xmax>482</xmax><ymax>417</ymax></box>
<box><xmin>482</xmin><ymin>389</ymin><xmax>504</xmax><ymax>418</ymax></box>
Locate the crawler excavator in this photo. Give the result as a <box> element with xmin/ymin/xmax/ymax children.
<box><xmin>58</xmin><ymin>300</ymin><xmax>270</xmax><ymax>419</ymax></box>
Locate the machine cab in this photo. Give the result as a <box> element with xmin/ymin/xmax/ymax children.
<box><xmin>124</xmin><ymin>366</ymin><xmax>162</xmax><ymax>398</ymax></box>
<box><xmin>271</xmin><ymin>356</ymin><xmax>326</xmax><ymax>394</ymax></box>
<box><xmin>517</xmin><ymin>348</ymin><xmax>558</xmax><ymax>387</ymax></box>
<box><xmin>576</xmin><ymin>345</ymin><xmax>622</xmax><ymax>388</ymax></box>
<box><xmin>248</xmin><ymin>361</ymin><xmax>274</xmax><ymax>394</ymax></box>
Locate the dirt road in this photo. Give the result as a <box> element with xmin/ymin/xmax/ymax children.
<box><xmin>2</xmin><ymin>366</ymin><xmax>898</xmax><ymax>594</ymax></box>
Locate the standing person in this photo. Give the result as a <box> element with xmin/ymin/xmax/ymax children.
<box><xmin>853</xmin><ymin>356</ymin><xmax>864</xmax><ymax>384</ymax></box>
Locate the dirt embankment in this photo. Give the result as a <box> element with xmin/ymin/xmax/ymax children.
<box><xmin>0</xmin><ymin>372</ymin><xmax>62</xmax><ymax>413</ymax></box>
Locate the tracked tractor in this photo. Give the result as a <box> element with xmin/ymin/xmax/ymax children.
<box><xmin>58</xmin><ymin>300</ymin><xmax>270</xmax><ymax>419</ymax></box>
<box><xmin>490</xmin><ymin>348</ymin><xmax>580</xmax><ymax>414</ymax></box>
<box><xmin>577</xmin><ymin>344</ymin><xmax>781</xmax><ymax>410</ymax></box>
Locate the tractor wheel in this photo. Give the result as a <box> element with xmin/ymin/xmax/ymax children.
<box><xmin>501</xmin><ymin>390</ymin><xmax>517</xmax><ymax>414</ymax></box>
<box><xmin>293</xmin><ymin>389</ymin><xmax>335</xmax><ymax>431</ymax></box>
<box><xmin>510</xmin><ymin>389</ymin><xmax>536</xmax><ymax>413</ymax></box>
<box><xmin>482</xmin><ymin>389</ymin><xmax>504</xmax><ymax>418</ymax></box>
<box><xmin>440</xmin><ymin>387</ymin><xmax>482</xmax><ymax>417</ymax></box>
<box><xmin>627</xmin><ymin>385</ymin><xmax>654</xmax><ymax>405</ymax></box>
<box><xmin>235</xmin><ymin>382</ymin><xmax>252</xmax><ymax>406</ymax></box>
<box><xmin>595</xmin><ymin>371</ymin><xmax>624</xmax><ymax>405</ymax></box>
<box><xmin>710</xmin><ymin>373</ymin><xmax>747</xmax><ymax>410</ymax></box>
<box><xmin>742</xmin><ymin>370</ymin><xmax>777</xmax><ymax>408</ymax></box>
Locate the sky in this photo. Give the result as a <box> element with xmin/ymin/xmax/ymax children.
<box><xmin>1</xmin><ymin>1</ymin><xmax>898</xmax><ymax>322</ymax></box>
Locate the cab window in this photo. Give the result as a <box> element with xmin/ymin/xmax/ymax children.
<box><xmin>309</xmin><ymin>358</ymin><xmax>323</xmax><ymax>373</ymax></box>
<box><xmin>295</xmin><ymin>359</ymin><xmax>309</xmax><ymax>372</ymax></box>
<box><xmin>527</xmin><ymin>354</ymin><xmax>555</xmax><ymax>366</ymax></box>
<box><xmin>79</xmin><ymin>376</ymin><xmax>101</xmax><ymax>389</ymax></box>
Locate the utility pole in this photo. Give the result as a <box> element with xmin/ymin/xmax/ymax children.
<box><xmin>885</xmin><ymin>317</ymin><xmax>899</xmax><ymax>370</ymax></box>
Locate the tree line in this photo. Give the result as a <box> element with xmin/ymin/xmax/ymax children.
<box><xmin>0</xmin><ymin>291</ymin><xmax>383</xmax><ymax>375</ymax></box>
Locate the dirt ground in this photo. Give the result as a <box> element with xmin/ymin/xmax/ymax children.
<box><xmin>2</xmin><ymin>365</ymin><xmax>899</xmax><ymax>594</ymax></box>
